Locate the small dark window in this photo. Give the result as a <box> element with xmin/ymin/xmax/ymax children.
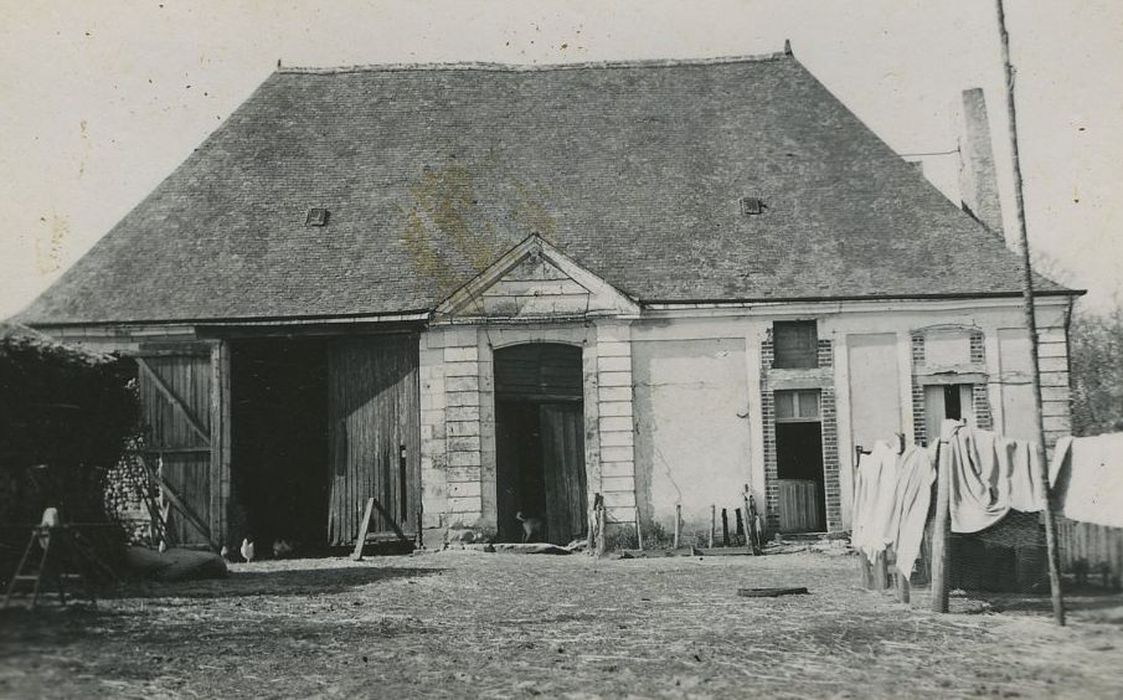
<box><xmin>739</xmin><ymin>196</ymin><xmax>765</xmax><ymax>216</ymax></box>
<box><xmin>773</xmin><ymin>320</ymin><xmax>818</xmax><ymax>369</ymax></box>
<box><xmin>305</xmin><ymin>208</ymin><xmax>329</xmax><ymax>226</ymax></box>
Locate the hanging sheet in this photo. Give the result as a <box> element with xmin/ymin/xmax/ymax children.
<box><xmin>851</xmin><ymin>441</ymin><xmax>900</xmax><ymax>558</ymax></box>
<box><xmin>1049</xmin><ymin>433</ymin><xmax>1123</xmax><ymax>529</ymax></box>
<box><xmin>945</xmin><ymin>422</ymin><xmax>1044</xmax><ymax>534</ymax></box>
<box><xmin>891</xmin><ymin>444</ymin><xmax>937</xmax><ymax>578</ymax></box>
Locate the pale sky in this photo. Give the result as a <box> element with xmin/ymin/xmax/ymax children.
<box><xmin>2</xmin><ymin>1</ymin><xmax>1121</xmax><ymax>319</ymax></box>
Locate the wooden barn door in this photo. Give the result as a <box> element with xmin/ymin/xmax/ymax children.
<box><xmin>540</xmin><ymin>403</ymin><xmax>587</xmax><ymax>545</ymax></box>
<box><xmin>136</xmin><ymin>349</ymin><xmax>215</xmax><ymax>546</ymax></box>
<box><xmin>326</xmin><ymin>334</ymin><xmax>420</xmax><ymax>547</ymax></box>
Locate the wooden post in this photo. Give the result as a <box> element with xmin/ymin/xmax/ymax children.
<box><xmin>596</xmin><ymin>502</ymin><xmax>607</xmax><ymax>558</ymax></box>
<box><xmin>721</xmin><ymin>508</ymin><xmax>730</xmax><ymax>546</ymax></box>
<box><xmin>742</xmin><ymin>493</ymin><xmax>753</xmax><ymax>554</ymax></box>
<box><xmin>709</xmin><ymin>505</ymin><xmax>716</xmax><ymax>549</ymax></box>
<box><xmin>930</xmin><ymin>438</ymin><xmax>951</xmax><ymax>613</ymax></box>
<box><xmin>897</xmin><ymin>572</ymin><xmax>911</xmax><ymax>604</ymax></box>
<box><xmin>872</xmin><ymin>550</ymin><xmax>889</xmax><ymax>590</ymax></box>
<box><xmin>398</xmin><ymin>444</ymin><xmax>409</xmax><ymax>524</ymax></box>
<box><xmin>209</xmin><ymin>341</ymin><xmax>231</xmax><ymax>551</ymax></box>
<box><xmin>995</xmin><ymin>0</ymin><xmax>1065</xmax><ymax>626</ymax></box>
<box><xmin>415</xmin><ymin>507</ymin><xmax>424</xmax><ymax>549</ymax></box>
<box><xmin>734</xmin><ymin>508</ymin><xmax>745</xmax><ymax>545</ymax></box>
<box><xmin>859</xmin><ymin>551</ymin><xmax>873</xmax><ymax>589</ymax></box>
<box><xmin>634</xmin><ymin>517</ymin><xmax>644</xmax><ymax>550</ymax></box>
<box><xmin>673</xmin><ymin>504</ymin><xmax>681</xmax><ymax>549</ymax></box>
<box><xmin>752</xmin><ymin>496</ymin><xmax>765</xmax><ymax>552</ymax></box>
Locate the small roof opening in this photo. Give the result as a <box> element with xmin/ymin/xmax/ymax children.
<box><xmin>739</xmin><ymin>196</ymin><xmax>765</xmax><ymax>216</ymax></box>
<box><xmin>306</xmin><ymin>208</ymin><xmax>329</xmax><ymax>226</ymax></box>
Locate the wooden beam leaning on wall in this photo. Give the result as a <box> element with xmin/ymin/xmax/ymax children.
<box><xmin>351</xmin><ymin>497</ymin><xmax>411</xmax><ymax>561</ymax></box>
<box><xmin>135</xmin><ymin>452</ymin><xmax>213</xmax><ymax>547</ymax></box>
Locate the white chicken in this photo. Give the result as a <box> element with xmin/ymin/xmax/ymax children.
<box><xmin>240</xmin><ymin>537</ymin><xmax>255</xmax><ymax>563</ymax></box>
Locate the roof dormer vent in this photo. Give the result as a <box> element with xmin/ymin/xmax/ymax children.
<box><xmin>306</xmin><ymin>208</ymin><xmax>329</xmax><ymax>226</ymax></box>
<box><xmin>739</xmin><ymin>196</ymin><xmax>765</xmax><ymax>216</ymax></box>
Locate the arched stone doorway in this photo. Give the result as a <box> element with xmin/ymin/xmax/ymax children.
<box><xmin>493</xmin><ymin>343</ymin><xmax>587</xmax><ymax>544</ymax></box>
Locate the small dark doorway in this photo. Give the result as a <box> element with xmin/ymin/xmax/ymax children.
<box><xmin>923</xmin><ymin>383</ymin><xmax>975</xmax><ymax>446</ymax></box>
<box><xmin>774</xmin><ymin>389</ymin><xmax>826</xmax><ymax>533</ymax></box>
<box><xmin>230</xmin><ymin>338</ymin><xmax>330</xmax><ymax>552</ymax></box>
<box><xmin>494</xmin><ymin>344</ymin><xmax>587</xmax><ymax>544</ymax></box>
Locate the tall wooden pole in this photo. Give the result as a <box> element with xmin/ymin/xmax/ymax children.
<box><xmin>930</xmin><ymin>439</ymin><xmax>951</xmax><ymax>613</ymax></box>
<box><xmin>995</xmin><ymin>0</ymin><xmax>1065</xmax><ymax>626</ymax></box>
<box><xmin>673</xmin><ymin>504</ymin><xmax>681</xmax><ymax>549</ymax></box>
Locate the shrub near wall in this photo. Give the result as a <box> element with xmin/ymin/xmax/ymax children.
<box><xmin>0</xmin><ymin>323</ymin><xmax>138</xmax><ymax>562</ymax></box>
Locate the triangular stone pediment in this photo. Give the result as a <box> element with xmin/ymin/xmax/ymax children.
<box><xmin>435</xmin><ymin>235</ymin><xmax>638</xmax><ymax>321</ymax></box>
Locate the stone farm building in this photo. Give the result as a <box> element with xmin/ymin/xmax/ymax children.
<box><xmin>18</xmin><ymin>49</ymin><xmax>1080</xmax><ymax>551</ymax></box>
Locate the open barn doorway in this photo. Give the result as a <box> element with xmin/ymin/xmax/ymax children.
<box><xmin>494</xmin><ymin>344</ymin><xmax>587</xmax><ymax>545</ymax></box>
<box><xmin>229</xmin><ymin>338</ymin><xmax>330</xmax><ymax>555</ymax></box>
<box><xmin>774</xmin><ymin>389</ymin><xmax>827</xmax><ymax>533</ymax></box>
<box><xmin>227</xmin><ymin>333</ymin><xmax>420</xmax><ymax>556</ymax></box>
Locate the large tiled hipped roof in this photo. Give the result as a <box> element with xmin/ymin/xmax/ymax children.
<box><xmin>20</xmin><ymin>51</ymin><xmax>1072</xmax><ymax>324</ymax></box>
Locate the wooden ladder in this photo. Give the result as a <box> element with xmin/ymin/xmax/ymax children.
<box><xmin>3</xmin><ymin>526</ymin><xmax>96</xmax><ymax>610</ymax></box>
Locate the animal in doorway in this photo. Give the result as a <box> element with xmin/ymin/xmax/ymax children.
<box><xmin>240</xmin><ymin>537</ymin><xmax>255</xmax><ymax>563</ymax></box>
<box><xmin>273</xmin><ymin>539</ymin><xmax>295</xmax><ymax>559</ymax></box>
<box><xmin>515</xmin><ymin>512</ymin><xmax>543</xmax><ymax>543</ymax></box>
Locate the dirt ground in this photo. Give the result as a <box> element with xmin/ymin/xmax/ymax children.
<box><xmin>1</xmin><ymin>550</ymin><xmax>1122</xmax><ymax>699</ymax></box>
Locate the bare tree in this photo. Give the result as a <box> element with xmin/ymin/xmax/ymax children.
<box><xmin>1070</xmin><ymin>298</ymin><xmax>1123</xmax><ymax>436</ymax></box>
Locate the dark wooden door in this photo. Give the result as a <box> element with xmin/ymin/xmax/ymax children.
<box><xmin>326</xmin><ymin>335</ymin><xmax>420</xmax><ymax>547</ymax></box>
<box><xmin>495</xmin><ymin>401</ymin><xmax>542</xmax><ymax>542</ymax></box>
<box><xmin>775</xmin><ymin>422</ymin><xmax>826</xmax><ymax>533</ymax></box>
<box><xmin>540</xmin><ymin>402</ymin><xmax>586</xmax><ymax>545</ymax></box>
<box><xmin>136</xmin><ymin>350</ymin><xmax>214</xmax><ymax>546</ymax></box>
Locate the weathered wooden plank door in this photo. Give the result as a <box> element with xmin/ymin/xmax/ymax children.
<box><xmin>326</xmin><ymin>334</ymin><xmax>420</xmax><ymax>547</ymax></box>
<box><xmin>540</xmin><ymin>402</ymin><xmax>587</xmax><ymax>545</ymax></box>
<box><xmin>777</xmin><ymin>479</ymin><xmax>823</xmax><ymax>533</ymax></box>
<box><xmin>136</xmin><ymin>350</ymin><xmax>214</xmax><ymax>546</ymax></box>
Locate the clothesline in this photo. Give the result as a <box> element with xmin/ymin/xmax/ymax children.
<box><xmin>853</xmin><ymin>423</ymin><xmax>1123</xmax><ymax>581</ymax></box>
<box><xmin>852</xmin><ymin>420</ymin><xmax>1046</xmax><ymax>580</ymax></box>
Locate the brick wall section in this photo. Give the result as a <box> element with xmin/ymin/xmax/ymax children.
<box><xmin>760</xmin><ymin>333</ymin><xmax>778</xmax><ymax>531</ymax></box>
<box><xmin>760</xmin><ymin>333</ymin><xmax>842</xmax><ymax>533</ymax></box>
<box><xmin>972</xmin><ymin>384</ymin><xmax>994</xmax><ymax>430</ymax></box>
<box><xmin>911</xmin><ymin>328</ymin><xmax>996</xmax><ymax>440</ymax></box>
<box><xmin>820</xmin><ymin>386</ymin><xmax>842</xmax><ymax>531</ymax></box>
<box><xmin>970</xmin><ymin>330</ymin><xmax>986</xmax><ymax>364</ymax></box>
<box><xmin>596</xmin><ymin>323</ymin><xmax>637</xmax><ymax>523</ymax></box>
<box><xmin>970</xmin><ymin>330</ymin><xmax>994</xmax><ymax>430</ymax></box>
<box><xmin>816</xmin><ymin>338</ymin><xmax>841</xmax><ymax>531</ymax></box>
<box><xmin>910</xmin><ymin>332</ymin><xmax>927</xmax><ymax>445</ymax></box>
<box><xmin>817</xmin><ymin>339</ymin><xmax>833</xmax><ymax>369</ymax></box>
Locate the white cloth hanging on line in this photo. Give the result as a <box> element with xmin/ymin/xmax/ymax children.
<box><xmin>1049</xmin><ymin>433</ymin><xmax>1123</xmax><ymax>529</ymax></box>
<box><xmin>944</xmin><ymin>421</ymin><xmax>1045</xmax><ymax>534</ymax></box>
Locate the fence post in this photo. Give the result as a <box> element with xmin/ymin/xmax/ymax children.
<box><xmin>709</xmin><ymin>504</ymin><xmax>716</xmax><ymax>549</ymax></box>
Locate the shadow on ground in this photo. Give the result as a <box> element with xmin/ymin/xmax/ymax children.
<box><xmin>113</xmin><ymin>563</ymin><xmax>443</xmax><ymax>599</ymax></box>
<box><xmin>976</xmin><ymin>586</ymin><xmax>1123</xmax><ymax>622</ymax></box>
